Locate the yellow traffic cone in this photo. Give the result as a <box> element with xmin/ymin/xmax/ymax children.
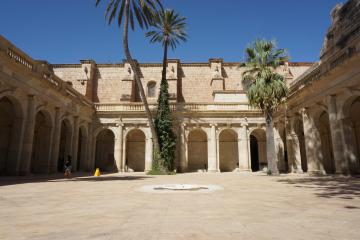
<box><xmin>94</xmin><ymin>168</ymin><xmax>101</xmax><ymax>177</ymax></box>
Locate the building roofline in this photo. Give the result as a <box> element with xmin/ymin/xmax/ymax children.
<box><xmin>52</xmin><ymin>61</ymin><xmax>314</xmax><ymax>68</ymax></box>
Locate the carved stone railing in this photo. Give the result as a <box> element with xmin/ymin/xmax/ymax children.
<box><xmin>0</xmin><ymin>35</ymin><xmax>92</xmax><ymax>107</ymax></box>
<box><xmin>95</xmin><ymin>102</ymin><xmax>254</xmax><ymax>113</ymax></box>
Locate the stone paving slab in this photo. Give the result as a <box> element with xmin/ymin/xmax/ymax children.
<box><xmin>0</xmin><ymin>172</ymin><xmax>359</xmax><ymax>240</ymax></box>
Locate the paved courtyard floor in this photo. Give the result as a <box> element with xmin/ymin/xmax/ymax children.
<box><xmin>0</xmin><ymin>172</ymin><xmax>359</xmax><ymax>240</ymax></box>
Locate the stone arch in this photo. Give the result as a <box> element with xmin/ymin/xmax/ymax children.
<box><xmin>250</xmin><ymin>128</ymin><xmax>266</xmax><ymax>172</ymax></box>
<box><xmin>126</xmin><ymin>128</ymin><xmax>146</xmax><ymax>172</ymax></box>
<box><xmin>187</xmin><ymin>128</ymin><xmax>208</xmax><ymax>172</ymax></box>
<box><xmin>31</xmin><ymin>109</ymin><xmax>53</xmax><ymax>173</ymax></box>
<box><xmin>95</xmin><ymin>129</ymin><xmax>116</xmax><ymax>172</ymax></box>
<box><xmin>317</xmin><ymin>111</ymin><xmax>335</xmax><ymax>174</ymax></box>
<box><xmin>77</xmin><ymin>125</ymin><xmax>88</xmax><ymax>171</ymax></box>
<box><xmin>0</xmin><ymin>96</ymin><xmax>24</xmax><ymax>175</ymax></box>
<box><xmin>219</xmin><ymin>129</ymin><xmax>239</xmax><ymax>172</ymax></box>
<box><xmin>58</xmin><ymin>118</ymin><xmax>73</xmax><ymax>172</ymax></box>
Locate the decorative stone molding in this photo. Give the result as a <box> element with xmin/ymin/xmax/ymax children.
<box><xmin>123</xmin><ymin>62</ymin><xmax>134</xmax><ymax>81</ymax></box>
<box><xmin>166</xmin><ymin>59</ymin><xmax>179</xmax><ymax>80</ymax></box>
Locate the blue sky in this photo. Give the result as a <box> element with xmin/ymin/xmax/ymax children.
<box><xmin>0</xmin><ymin>0</ymin><xmax>341</xmax><ymax>63</ymax></box>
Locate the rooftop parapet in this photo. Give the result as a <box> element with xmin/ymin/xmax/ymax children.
<box><xmin>0</xmin><ymin>35</ymin><xmax>93</xmax><ymax>107</ymax></box>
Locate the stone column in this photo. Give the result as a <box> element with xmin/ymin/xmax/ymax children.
<box><xmin>273</xmin><ymin>124</ymin><xmax>286</xmax><ymax>172</ymax></box>
<box><xmin>50</xmin><ymin>107</ymin><xmax>61</xmax><ymax>173</ymax></box>
<box><xmin>286</xmin><ymin>117</ymin><xmax>303</xmax><ymax>173</ymax></box>
<box><xmin>208</xmin><ymin>124</ymin><xmax>218</xmax><ymax>172</ymax></box>
<box><xmin>20</xmin><ymin>95</ymin><xmax>36</xmax><ymax>175</ymax></box>
<box><xmin>328</xmin><ymin>95</ymin><xmax>350</xmax><ymax>174</ymax></box>
<box><xmin>301</xmin><ymin>108</ymin><xmax>324</xmax><ymax>174</ymax></box>
<box><xmin>238</xmin><ymin>123</ymin><xmax>250</xmax><ymax>171</ymax></box>
<box><xmin>86</xmin><ymin>122</ymin><xmax>94</xmax><ymax>171</ymax></box>
<box><xmin>72</xmin><ymin>116</ymin><xmax>80</xmax><ymax>171</ymax></box>
<box><xmin>179</xmin><ymin>123</ymin><xmax>187</xmax><ymax>172</ymax></box>
<box><xmin>339</xmin><ymin>118</ymin><xmax>359</xmax><ymax>173</ymax></box>
<box><xmin>122</xmin><ymin>130</ymin><xmax>127</xmax><ymax>171</ymax></box>
<box><xmin>114</xmin><ymin>124</ymin><xmax>124</xmax><ymax>172</ymax></box>
<box><xmin>145</xmin><ymin>135</ymin><xmax>153</xmax><ymax>171</ymax></box>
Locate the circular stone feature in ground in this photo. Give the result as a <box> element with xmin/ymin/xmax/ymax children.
<box><xmin>140</xmin><ymin>184</ymin><xmax>223</xmax><ymax>193</ymax></box>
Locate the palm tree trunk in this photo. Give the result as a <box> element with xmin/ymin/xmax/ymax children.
<box><xmin>161</xmin><ymin>38</ymin><xmax>168</xmax><ymax>85</ymax></box>
<box><xmin>123</xmin><ymin>0</ymin><xmax>159</xmax><ymax>154</ymax></box>
<box><xmin>265</xmin><ymin>110</ymin><xmax>279</xmax><ymax>175</ymax></box>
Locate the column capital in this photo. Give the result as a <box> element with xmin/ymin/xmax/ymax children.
<box><xmin>210</xmin><ymin>123</ymin><xmax>217</xmax><ymax>127</ymax></box>
<box><xmin>241</xmin><ymin>122</ymin><xmax>248</xmax><ymax>127</ymax></box>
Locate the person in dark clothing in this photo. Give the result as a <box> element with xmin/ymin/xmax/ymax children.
<box><xmin>64</xmin><ymin>155</ymin><xmax>72</xmax><ymax>178</ymax></box>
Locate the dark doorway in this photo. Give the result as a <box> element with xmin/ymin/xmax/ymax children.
<box><xmin>250</xmin><ymin>135</ymin><xmax>260</xmax><ymax>172</ymax></box>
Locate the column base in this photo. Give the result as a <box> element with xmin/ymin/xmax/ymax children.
<box><xmin>307</xmin><ymin>170</ymin><xmax>326</xmax><ymax>176</ymax></box>
<box><xmin>239</xmin><ymin>169</ymin><xmax>251</xmax><ymax>172</ymax></box>
<box><xmin>207</xmin><ymin>169</ymin><xmax>219</xmax><ymax>173</ymax></box>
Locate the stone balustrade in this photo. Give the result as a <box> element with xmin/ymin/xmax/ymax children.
<box><xmin>95</xmin><ymin>102</ymin><xmax>254</xmax><ymax>112</ymax></box>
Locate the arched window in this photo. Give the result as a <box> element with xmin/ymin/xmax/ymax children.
<box><xmin>147</xmin><ymin>82</ymin><xmax>156</xmax><ymax>98</ymax></box>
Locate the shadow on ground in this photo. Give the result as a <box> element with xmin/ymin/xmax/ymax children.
<box><xmin>0</xmin><ymin>173</ymin><xmax>152</xmax><ymax>186</ymax></box>
<box><xmin>277</xmin><ymin>175</ymin><xmax>360</xmax><ymax>201</ymax></box>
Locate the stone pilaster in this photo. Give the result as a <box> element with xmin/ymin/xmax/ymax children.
<box><xmin>301</xmin><ymin>108</ymin><xmax>325</xmax><ymax>174</ymax></box>
<box><xmin>114</xmin><ymin>123</ymin><xmax>124</xmax><ymax>172</ymax></box>
<box><xmin>208</xmin><ymin>124</ymin><xmax>218</xmax><ymax>172</ymax></box>
<box><xmin>238</xmin><ymin>123</ymin><xmax>250</xmax><ymax>171</ymax></box>
<box><xmin>179</xmin><ymin>123</ymin><xmax>187</xmax><ymax>172</ymax></box>
<box><xmin>327</xmin><ymin>95</ymin><xmax>350</xmax><ymax>174</ymax></box>
<box><xmin>286</xmin><ymin>117</ymin><xmax>303</xmax><ymax>173</ymax></box>
<box><xmin>86</xmin><ymin>122</ymin><xmax>94</xmax><ymax>171</ymax></box>
<box><xmin>72</xmin><ymin>116</ymin><xmax>80</xmax><ymax>171</ymax></box>
<box><xmin>50</xmin><ymin>107</ymin><xmax>61</xmax><ymax>173</ymax></box>
<box><xmin>19</xmin><ymin>95</ymin><xmax>36</xmax><ymax>175</ymax></box>
<box><xmin>273</xmin><ymin>124</ymin><xmax>286</xmax><ymax>172</ymax></box>
<box><xmin>145</xmin><ymin>135</ymin><xmax>153</xmax><ymax>171</ymax></box>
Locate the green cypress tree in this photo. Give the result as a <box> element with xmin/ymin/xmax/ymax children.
<box><xmin>155</xmin><ymin>74</ymin><xmax>176</xmax><ymax>171</ymax></box>
<box><xmin>146</xmin><ymin>9</ymin><xmax>187</xmax><ymax>172</ymax></box>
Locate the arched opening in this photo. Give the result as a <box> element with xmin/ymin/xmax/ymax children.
<box><xmin>126</xmin><ymin>129</ymin><xmax>145</xmax><ymax>172</ymax></box>
<box><xmin>318</xmin><ymin>111</ymin><xmax>335</xmax><ymax>174</ymax></box>
<box><xmin>250</xmin><ymin>129</ymin><xmax>266</xmax><ymax>172</ymax></box>
<box><xmin>147</xmin><ymin>81</ymin><xmax>156</xmax><ymax>98</ymax></box>
<box><xmin>0</xmin><ymin>97</ymin><xmax>23</xmax><ymax>175</ymax></box>
<box><xmin>219</xmin><ymin>129</ymin><xmax>239</xmax><ymax>172</ymax></box>
<box><xmin>58</xmin><ymin>119</ymin><xmax>73</xmax><ymax>172</ymax></box>
<box><xmin>31</xmin><ymin>110</ymin><xmax>53</xmax><ymax>174</ymax></box>
<box><xmin>349</xmin><ymin>97</ymin><xmax>360</xmax><ymax>170</ymax></box>
<box><xmin>95</xmin><ymin>129</ymin><xmax>116</xmax><ymax>172</ymax></box>
<box><xmin>187</xmin><ymin>129</ymin><xmax>208</xmax><ymax>172</ymax></box>
<box><xmin>77</xmin><ymin>126</ymin><xmax>88</xmax><ymax>171</ymax></box>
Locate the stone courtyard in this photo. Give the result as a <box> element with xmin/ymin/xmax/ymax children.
<box><xmin>0</xmin><ymin>173</ymin><xmax>359</xmax><ymax>240</ymax></box>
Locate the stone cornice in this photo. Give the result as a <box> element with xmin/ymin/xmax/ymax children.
<box><xmin>51</xmin><ymin>61</ymin><xmax>313</xmax><ymax>69</ymax></box>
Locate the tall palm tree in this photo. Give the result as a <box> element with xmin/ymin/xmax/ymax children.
<box><xmin>95</xmin><ymin>0</ymin><xmax>162</xmax><ymax>154</ymax></box>
<box><xmin>145</xmin><ymin>9</ymin><xmax>187</xmax><ymax>171</ymax></box>
<box><xmin>242</xmin><ymin>39</ymin><xmax>288</xmax><ymax>175</ymax></box>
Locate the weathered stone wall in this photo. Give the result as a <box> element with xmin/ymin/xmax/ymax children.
<box><xmin>53</xmin><ymin>61</ymin><xmax>311</xmax><ymax>104</ymax></box>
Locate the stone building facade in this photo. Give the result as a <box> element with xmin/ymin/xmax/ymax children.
<box><xmin>0</xmin><ymin>0</ymin><xmax>359</xmax><ymax>175</ymax></box>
